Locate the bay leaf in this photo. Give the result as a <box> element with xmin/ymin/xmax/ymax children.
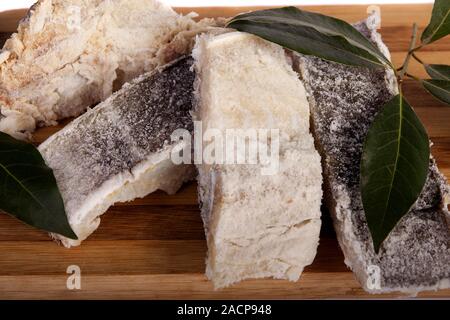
<box><xmin>0</xmin><ymin>132</ymin><xmax>77</xmax><ymax>239</ymax></box>
<box><xmin>227</xmin><ymin>7</ymin><xmax>392</xmax><ymax>69</ymax></box>
<box><xmin>421</xmin><ymin>0</ymin><xmax>450</xmax><ymax>44</ymax></box>
<box><xmin>422</xmin><ymin>79</ymin><xmax>450</xmax><ymax>105</ymax></box>
<box><xmin>360</xmin><ymin>94</ymin><xmax>430</xmax><ymax>252</ymax></box>
<box><xmin>425</xmin><ymin>64</ymin><xmax>450</xmax><ymax>80</ymax></box>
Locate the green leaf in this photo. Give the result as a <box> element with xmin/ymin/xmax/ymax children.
<box><xmin>0</xmin><ymin>132</ymin><xmax>77</xmax><ymax>239</ymax></box>
<box><xmin>422</xmin><ymin>79</ymin><xmax>450</xmax><ymax>105</ymax></box>
<box><xmin>361</xmin><ymin>94</ymin><xmax>430</xmax><ymax>253</ymax></box>
<box><xmin>421</xmin><ymin>0</ymin><xmax>450</xmax><ymax>44</ymax></box>
<box><xmin>227</xmin><ymin>7</ymin><xmax>392</xmax><ymax>69</ymax></box>
<box><xmin>425</xmin><ymin>64</ymin><xmax>450</xmax><ymax>80</ymax></box>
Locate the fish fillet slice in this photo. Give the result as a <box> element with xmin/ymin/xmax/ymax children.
<box><xmin>295</xmin><ymin>16</ymin><xmax>450</xmax><ymax>294</ymax></box>
<box><xmin>192</xmin><ymin>32</ymin><xmax>323</xmax><ymax>288</ymax></box>
<box><xmin>39</xmin><ymin>58</ymin><xmax>195</xmax><ymax>247</ymax></box>
<box><xmin>0</xmin><ymin>0</ymin><xmax>218</xmax><ymax>139</ymax></box>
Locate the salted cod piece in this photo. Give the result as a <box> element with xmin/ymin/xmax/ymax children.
<box><xmin>192</xmin><ymin>32</ymin><xmax>323</xmax><ymax>289</ymax></box>
<box><xmin>39</xmin><ymin>57</ymin><xmax>195</xmax><ymax>247</ymax></box>
<box><xmin>295</xmin><ymin>16</ymin><xmax>450</xmax><ymax>294</ymax></box>
<box><xmin>0</xmin><ymin>0</ymin><xmax>218</xmax><ymax>139</ymax></box>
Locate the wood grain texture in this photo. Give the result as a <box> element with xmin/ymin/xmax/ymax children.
<box><xmin>0</xmin><ymin>4</ymin><xmax>449</xmax><ymax>299</ymax></box>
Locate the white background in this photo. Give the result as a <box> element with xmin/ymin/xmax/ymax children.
<box><xmin>0</xmin><ymin>0</ymin><xmax>434</xmax><ymax>12</ymax></box>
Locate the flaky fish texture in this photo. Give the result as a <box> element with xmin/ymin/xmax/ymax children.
<box><xmin>193</xmin><ymin>32</ymin><xmax>322</xmax><ymax>289</ymax></box>
<box><xmin>0</xmin><ymin>0</ymin><xmax>219</xmax><ymax>139</ymax></box>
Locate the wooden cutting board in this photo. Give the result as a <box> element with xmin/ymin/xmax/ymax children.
<box><xmin>0</xmin><ymin>4</ymin><xmax>449</xmax><ymax>299</ymax></box>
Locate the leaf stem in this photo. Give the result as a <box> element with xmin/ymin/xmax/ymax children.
<box><xmin>399</xmin><ymin>23</ymin><xmax>419</xmax><ymax>79</ymax></box>
<box><xmin>412</xmin><ymin>53</ymin><xmax>424</xmax><ymax>65</ymax></box>
<box><xmin>410</xmin><ymin>44</ymin><xmax>424</xmax><ymax>53</ymax></box>
<box><xmin>405</xmin><ymin>73</ymin><xmax>421</xmax><ymax>82</ymax></box>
